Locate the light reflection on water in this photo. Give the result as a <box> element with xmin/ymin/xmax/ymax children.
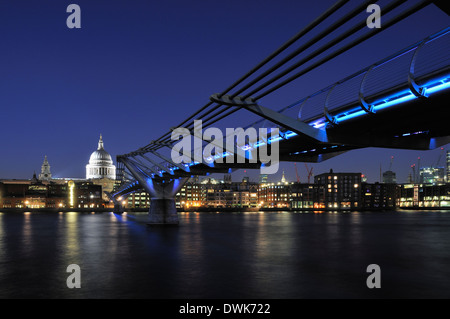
<box><xmin>0</xmin><ymin>210</ymin><xmax>449</xmax><ymax>298</ymax></box>
<box><xmin>21</xmin><ymin>212</ymin><xmax>33</xmax><ymax>257</ymax></box>
<box><xmin>0</xmin><ymin>213</ymin><xmax>4</xmax><ymax>262</ymax></box>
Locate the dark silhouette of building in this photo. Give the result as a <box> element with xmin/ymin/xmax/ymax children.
<box><xmin>314</xmin><ymin>170</ymin><xmax>362</xmax><ymax>209</ymax></box>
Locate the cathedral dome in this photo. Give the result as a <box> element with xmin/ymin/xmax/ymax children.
<box><xmin>86</xmin><ymin>135</ymin><xmax>116</xmax><ymax>180</ymax></box>
<box><xmin>89</xmin><ymin>148</ymin><xmax>113</xmax><ymax>165</ymax></box>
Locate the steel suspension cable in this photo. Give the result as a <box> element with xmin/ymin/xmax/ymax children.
<box><xmin>155</xmin><ymin>0</ymin><xmax>423</xmax><ymax>149</ymax></box>
<box><xmin>253</xmin><ymin>0</ymin><xmax>432</xmax><ymax>100</ymax></box>
<box><xmin>155</xmin><ymin>0</ymin><xmax>406</xmax><ymax>146</ymax></box>
<box><xmin>218</xmin><ymin>0</ymin><xmax>350</xmax><ymax>97</ymax></box>
<box><xmin>245</xmin><ymin>0</ymin><xmax>409</xmax><ymax>99</ymax></box>
<box><xmin>138</xmin><ymin>0</ymin><xmax>350</xmax><ymax>151</ymax></box>
<box><xmin>229</xmin><ymin>0</ymin><xmax>378</xmax><ymax>99</ymax></box>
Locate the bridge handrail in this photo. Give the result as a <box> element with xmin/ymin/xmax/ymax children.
<box><xmin>299</xmin><ymin>27</ymin><xmax>450</xmax><ymax>124</ymax></box>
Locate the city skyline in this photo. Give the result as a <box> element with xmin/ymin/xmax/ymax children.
<box><xmin>0</xmin><ymin>1</ymin><xmax>449</xmax><ymax>183</ymax></box>
<box><xmin>2</xmin><ymin>133</ymin><xmax>448</xmax><ymax>185</ymax></box>
<box><xmin>0</xmin><ymin>0</ymin><xmax>449</xmax><ymax>301</ymax></box>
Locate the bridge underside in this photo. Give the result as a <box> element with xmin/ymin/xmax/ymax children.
<box><xmin>111</xmin><ymin>17</ymin><xmax>450</xmax><ymax>224</ymax></box>
<box><xmin>279</xmin><ymin>88</ymin><xmax>450</xmax><ymax>162</ymax></box>
<box><xmin>111</xmin><ymin>88</ymin><xmax>450</xmax><ymax>219</ymax></box>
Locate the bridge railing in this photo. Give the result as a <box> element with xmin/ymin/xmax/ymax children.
<box><xmin>115</xmin><ymin>28</ymin><xmax>450</xmax><ymax>183</ymax></box>
<box><xmin>298</xmin><ymin>27</ymin><xmax>450</xmax><ymax>126</ymax></box>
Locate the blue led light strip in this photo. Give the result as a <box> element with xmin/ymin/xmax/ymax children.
<box><xmin>154</xmin><ymin>75</ymin><xmax>450</xmax><ymax>176</ymax></box>
<box><xmin>334</xmin><ymin>76</ymin><xmax>450</xmax><ymax>123</ymax></box>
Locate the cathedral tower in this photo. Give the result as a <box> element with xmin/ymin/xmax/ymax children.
<box><xmin>39</xmin><ymin>155</ymin><xmax>52</xmax><ymax>181</ymax></box>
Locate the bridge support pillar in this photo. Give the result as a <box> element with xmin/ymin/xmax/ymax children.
<box><xmin>146</xmin><ymin>178</ymin><xmax>188</xmax><ymax>225</ymax></box>
<box><xmin>120</xmin><ymin>158</ymin><xmax>188</xmax><ymax>225</ymax></box>
<box><xmin>113</xmin><ymin>204</ymin><xmax>124</xmax><ymax>214</ymax></box>
<box><xmin>105</xmin><ymin>191</ymin><xmax>125</xmax><ymax>214</ymax></box>
<box><xmin>148</xmin><ymin>198</ymin><xmax>179</xmax><ymax>224</ymax></box>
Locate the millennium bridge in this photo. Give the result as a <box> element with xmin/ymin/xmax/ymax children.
<box><xmin>107</xmin><ymin>0</ymin><xmax>450</xmax><ymax>224</ymax></box>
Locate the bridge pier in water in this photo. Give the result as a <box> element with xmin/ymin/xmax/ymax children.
<box><xmin>105</xmin><ymin>191</ymin><xmax>125</xmax><ymax>214</ymax></box>
<box><xmin>148</xmin><ymin>199</ymin><xmax>178</xmax><ymax>224</ymax></box>
<box><xmin>120</xmin><ymin>158</ymin><xmax>188</xmax><ymax>225</ymax></box>
<box><xmin>113</xmin><ymin>204</ymin><xmax>124</xmax><ymax>214</ymax></box>
<box><xmin>146</xmin><ymin>178</ymin><xmax>188</xmax><ymax>225</ymax></box>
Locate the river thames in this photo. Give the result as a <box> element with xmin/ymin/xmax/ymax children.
<box><xmin>0</xmin><ymin>210</ymin><xmax>449</xmax><ymax>299</ymax></box>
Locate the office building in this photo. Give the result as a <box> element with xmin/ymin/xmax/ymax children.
<box><xmin>314</xmin><ymin>170</ymin><xmax>361</xmax><ymax>209</ymax></box>
<box><xmin>419</xmin><ymin>166</ymin><xmax>445</xmax><ymax>184</ymax></box>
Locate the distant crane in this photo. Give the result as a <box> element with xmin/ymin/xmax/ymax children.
<box><xmin>407</xmin><ymin>171</ymin><xmax>413</xmax><ymax>184</ymax></box>
<box><xmin>294</xmin><ymin>163</ymin><xmax>300</xmax><ymax>183</ymax></box>
<box><xmin>417</xmin><ymin>157</ymin><xmax>421</xmax><ymax>183</ymax></box>
<box><xmin>411</xmin><ymin>164</ymin><xmax>416</xmax><ymax>184</ymax></box>
<box><xmin>305</xmin><ymin>163</ymin><xmax>314</xmax><ymax>184</ymax></box>
<box><xmin>389</xmin><ymin>156</ymin><xmax>394</xmax><ymax>171</ymax></box>
<box><xmin>435</xmin><ymin>147</ymin><xmax>445</xmax><ymax>167</ymax></box>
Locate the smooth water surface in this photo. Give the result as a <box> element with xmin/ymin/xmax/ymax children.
<box><xmin>0</xmin><ymin>210</ymin><xmax>449</xmax><ymax>298</ymax></box>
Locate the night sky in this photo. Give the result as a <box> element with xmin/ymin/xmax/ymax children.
<box><xmin>0</xmin><ymin>0</ymin><xmax>449</xmax><ymax>183</ymax></box>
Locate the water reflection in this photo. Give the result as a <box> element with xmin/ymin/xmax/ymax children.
<box><xmin>349</xmin><ymin>212</ymin><xmax>362</xmax><ymax>245</ymax></box>
<box><xmin>62</xmin><ymin>212</ymin><xmax>81</xmax><ymax>263</ymax></box>
<box><xmin>178</xmin><ymin>212</ymin><xmax>205</xmax><ymax>257</ymax></box>
<box><xmin>21</xmin><ymin>212</ymin><xmax>33</xmax><ymax>256</ymax></box>
<box><xmin>0</xmin><ymin>213</ymin><xmax>4</xmax><ymax>260</ymax></box>
<box><xmin>241</xmin><ymin>212</ymin><xmax>300</xmax><ymax>298</ymax></box>
<box><xmin>0</xmin><ymin>210</ymin><xmax>449</xmax><ymax>298</ymax></box>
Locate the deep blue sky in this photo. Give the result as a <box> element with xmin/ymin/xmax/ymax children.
<box><xmin>0</xmin><ymin>0</ymin><xmax>449</xmax><ymax>183</ymax></box>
